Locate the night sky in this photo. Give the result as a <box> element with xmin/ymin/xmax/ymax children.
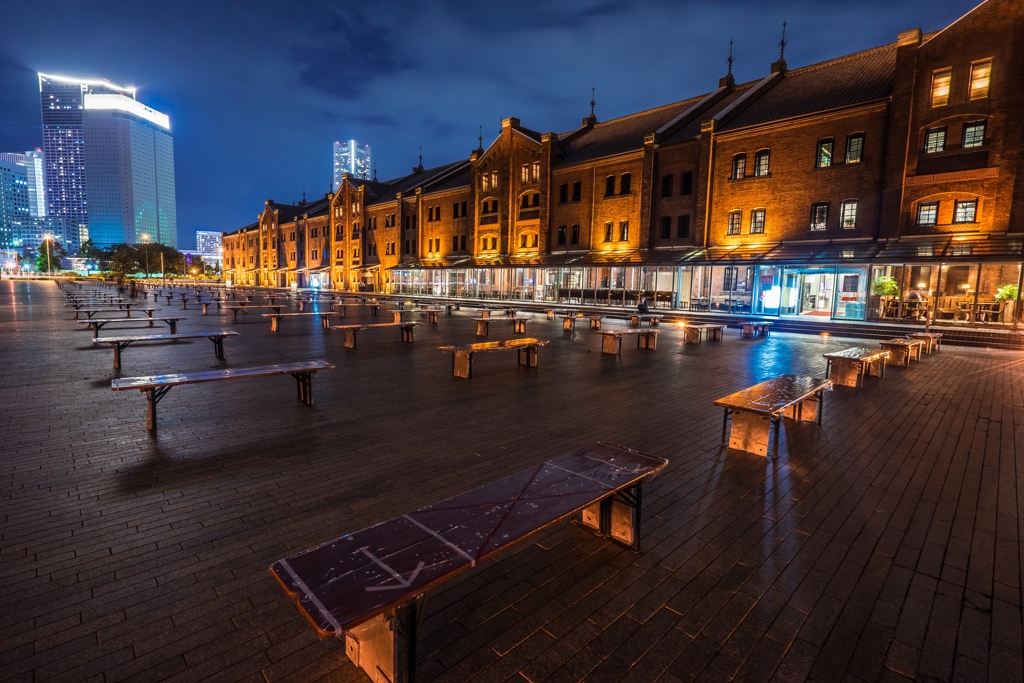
<box><xmin>1</xmin><ymin>0</ymin><xmax>977</xmax><ymax>249</ymax></box>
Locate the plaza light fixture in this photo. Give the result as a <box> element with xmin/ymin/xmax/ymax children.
<box><xmin>43</xmin><ymin>233</ymin><xmax>52</xmax><ymax>277</ymax></box>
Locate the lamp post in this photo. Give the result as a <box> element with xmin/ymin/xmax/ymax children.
<box><xmin>141</xmin><ymin>234</ymin><xmax>150</xmax><ymax>279</ymax></box>
<box><xmin>43</xmin><ymin>234</ymin><xmax>52</xmax><ymax>277</ymax></box>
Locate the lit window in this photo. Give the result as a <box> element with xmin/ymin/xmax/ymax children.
<box><xmin>954</xmin><ymin>200</ymin><xmax>977</xmax><ymax>223</ymax></box>
<box><xmin>731</xmin><ymin>155</ymin><xmax>746</xmax><ymax>180</ymax></box>
<box><xmin>931</xmin><ymin>69</ymin><xmax>951</xmax><ymax>107</ymax></box>
<box><xmin>925</xmin><ymin>128</ymin><xmax>946</xmax><ymax>153</ymax></box>
<box><xmin>969</xmin><ymin>61</ymin><xmax>991</xmax><ymax>100</ymax></box>
<box><xmin>619</xmin><ymin>221</ymin><xmax>629</xmax><ymax>241</ymax></box>
<box><xmin>749</xmin><ymin>209</ymin><xmax>765</xmax><ymax>234</ymax></box>
<box><xmin>604</xmin><ymin>222</ymin><xmax>613</xmax><ymax>242</ymax></box>
<box><xmin>521</xmin><ymin>164</ymin><xmax>529</xmax><ymax>183</ymax></box>
<box><xmin>963</xmin><ymin>122</ymin><xmax>986</xmax><ymax>148</ymax></box>
<box><xmin>917</xmin><ymin>202</ymin><xmax>938</xmax><ymax>225</ymax></box>
<box><xmin>727</xmin><ymin>211</ymin><xmax>742</xmax><ymax>235</ymax></box>
<box><xmin>816</xmin><ymin>140</ymin><xmax>833</xmax><ymax>168</ymax></box>
<box><xmin>532</xmin><ymin>162</ymin><xmax>540</xmax><ymax>182</ymax></box>
<box><xmin>810</xmin><ymin>203</ymin><xmax>828</xmax><ymax>231</ymax></box>
<box><xmin>845</xmin><ymin>135</ymin><xmax>864</xmax><ymax>164</ymax></box>
<box><xmin>482</xmin><ymin>174</ymin><xmax>490</xmax><ymax>192</ymax></box>
<box><xmin>840</xmin><ymin>200</ymin><xmax>858</xmax><ymax>229</ymax></box>
<box><xmin>753</xmin><ymin>151</ymin><xmax>770</xmax><ymax>177</ymax></box>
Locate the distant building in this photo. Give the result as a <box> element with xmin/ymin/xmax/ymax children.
<box><xmin>195</xmin><ymin>230</ymin><xmax>222</xmax><ymax>260</ymax></box>
<box><xmin>0</xmin><ymin>159</ymin><xmax>30</xmax><ymax>250</ymax></box>
<box><xmin>82</xmin><ymin>92</ymin><xmax>177</xmax><ymax>248</ymax></box>
<box><xmin>333</xmin><ymin>140</ymin><xmax>371</xmax><ymax>187</ymax></box>
<box><xmin>0</xmin><ymin>150</ymin><xmax>46</xmax><ymax>217</ymax></box>
<box><xmin>14</xmin><ymin>216</ymin><xmax>74</xmax><ymax>255</ymax></box>
<box><xmin>39</xmin><ymin>74</ymin><xmax>135</xmax><ymax>250</ymax></box>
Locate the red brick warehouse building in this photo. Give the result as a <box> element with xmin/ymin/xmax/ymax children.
<box><xmin>222</xmin><ymin>0</ymin><xmax>1024</xmax><ymax>325</ymax></box>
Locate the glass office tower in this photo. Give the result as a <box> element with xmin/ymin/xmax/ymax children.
<box><xmin>333</xmin><ymin>140</ymin><xmax>371</xmax><ymax>187</ymax></box>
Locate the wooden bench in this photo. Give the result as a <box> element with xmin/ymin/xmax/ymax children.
<box><xmin>223</xmin><ymin>304</ymin><xmax>283</xmax><ymax>321</ymax></box>
<box><xmin>682</xmin><ymin>323</ymin><xmax>726</xmax><ymax>344</ymax></box>
<box><xmin>823</xmin><ymin>348</ymin><xmax>890</xmax><ymax>388</ymax></box>
<box><xmin>907</xmin><ymin>332</ymin><xmax>941</xmax><ymax>353</ymax></box>
<box><xmin>438</xmin><ymin>338</ymin><xmax>548</xmax><ymax>378</ymax></box>
<box><xmin>599</xmin><ymin>329</ymin><xmax>659</xmax><ymax>354</ymax></box>
<box><xmin>111</xmin><ymin>360</ymin><xmax>333</xmax><ymax>430</ymax></box>
<box><xmin>739</xmin><ymin>321</ymin><xmax>773</xmax><ymax>338</ymax></box>
<box><xmin>387</xmin><ymin>309</ymin><xmax>413</xmax><ymax>323</ymax></box>
<box><xmin>546</xmin><ymin>308</ymin><xmax>576</xmax><ymax>320</ymax></box>
<box><xmin>879</xmin><ymin>338</ymin><xmax>925</xmax><ymax>366</ymax></box>
<box><xmin>269</xmin><ymin>442</ymin><xmax>667</xmax><ymax>683</ymax></box>
<box><xmin>588</xmin><ymin>315</ymin><xmax>605</xmax><ymax>330</ymax></box>
<box><xmin>715</xmin><ymin>375</ymin><xmax>833</xmax><ymax>458</ymax></box>
<box><xmin>263</xmin><ymin>312</ymin><xmax>341</xmax><ymax>331</ymax></box>
<box><xmin>333</xmin><ymin>322</ymin><xmax>420</xmax><ymax>349</ymax></box>
<box><xmin>629</xmin><ymin>314</ymin><xmax>663</xmax><ymax>327</ymax></box>
<box><xmin>74</xmin><ymin>308</ymin><xmax>133</xmax><ymax>320</ymax></box>
<box><xmin>93</xmin><ymin>331</ymin><xmax>239</xmax><ymax>369</ymax></box>
<box><xmin>470</xmin><ymin>317</ymin><xmax>527</xmax><ymax>336</ymax></box>
<box><xmin>79</xmin><ymin>317</ymin><xmax>185</xmax><ymax>334</ymax></box>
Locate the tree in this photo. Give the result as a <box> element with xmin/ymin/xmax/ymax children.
<box><xmin>35</xmin><ymin>238</ymin><xmax>67</xmax><ymax>273</ymax></box>
<box><xmin>108</xmin><ymin>244</ymin><xmax>140</xmax><ymax>275</ymax></box>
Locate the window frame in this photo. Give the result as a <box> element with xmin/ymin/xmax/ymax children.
<box><xmin>925</xmin><ymin>127</ymin><xmax>947</xmax><ymax>154</ymax></box>
<box><xmin>810</xmin><ymin>202</ymin><xmax>829</xmax><ymax>231</ymax></box>
<box><xmin>619</xmin><ymin>173</ymin><xmax>632</xmax><ymax>195</ymax></box>
<box><xmin>753</xmin><ymin>150</ymin><xmax>770</xmax><ymax>177</ymax></box>
<box><xmin>969</xmin><ymin>60</ymin><xmax>992</xmax><ymax>100</ymax></box>
<box><xmin>839</xmin><ymin>200</ymin><xmax>859</xmax><ymax>229</ymax></box>
<box><xmin>603</xmin><ymin>222</ymin><xmax>613</xmax><ymax>242</ymax></box>
<box><xmin>962</xmin><ymin>121</ymin><xmax>986</xmax><ymax>149</ymax></box>
<box><xmin>916</xmin><ymin>202</ymin><xmax>938</xmax><ymax>226</ymax></box>
<box><xmin>749</xmin><ymin>208</ymin><xmax>765</xmax><ymax>234</ymax></box>
<box><xmin>931</xmin><ymin>68</ymin><xmax>952</xmax><ymax>107</ymax></box>
<box><xmin>677</xmin><ymin>214</ymin><xmax>690</xmax><ymax>239</ymax></box>
<box><xmin>619</xmin><ymin>220</ymin><xmax>629</xmax><ymax>241</ymax></box>
<box><xmin>727</xmin><ymin>211</ymin><xmax>742</xmax><ymax>235</ymax></box>
<box><xmin>816</xmin><ymin>139</ymin><xmax>834</xmax><ymax>168</ymax></box>
<box><xmin>604</xmin><ymin>176</ymin><xmax>616</xmax><ymax>197</ymax></box>
<box><xmin>661</xmin><ymin>174</ymin><xmax>673</xmax><ymax>199</ymax></box>
<box><xmin>953</xmin><ymin>199</ymin><xmax>977</xmax><ymax>224</ymax></box>
<box><xmin>681</xmin><ymin>171</ymin><xmax>693</xmax><ymax>195</ymax></box>
<box><xmin>731</xmin><ymin>154</ymin><xmax>746</xmax><ymax>180</ymax></box>
<box><xmin>845</xmin><ymin>134</ymin><xmax>864</xmax><ymax>164</ymax></box>
<box><xmin>659</xmin><ymin>216</ymin><xmax>671</xmax><ymax>239</ymax></box>
<box><xmin>557</xmin><ymin>225</ymin><xmax>567</xmax><ymax>245</ymax></box>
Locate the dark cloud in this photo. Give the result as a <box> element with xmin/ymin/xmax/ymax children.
<box><xmin>0</xmin><ymin>0</ymin><xmax>980</xmax><ymax>249</ymax></box>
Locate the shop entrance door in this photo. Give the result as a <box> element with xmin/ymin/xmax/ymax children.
<box><xmin>782</xmin><ymin>269</ymin><xmax>835</xmax><ymax>316</ymax></box>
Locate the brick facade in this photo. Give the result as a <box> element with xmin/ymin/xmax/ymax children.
<box><xmin>223</xmin><ymin>0</ymin><xmax>1022</xmax><ymax>292</ymax></box>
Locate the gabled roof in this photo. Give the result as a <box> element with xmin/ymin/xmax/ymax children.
<box><xmin>721</xmin><ymin>43</ymin><xmax>898</xmax><ymax>130</ymax></box>
<box><xmin>660</xmin><ymin>84</ymin><xmax>756</xmax><ymax>145</ymax></box>
<box><xmin>223</xmin><ymin>221</ymin><xmax>258</xmax><ymax>237</ymax></box>
<box><xmin>270</xmin><ymin>196</ymin><xmax>330</xmax><ymax>224</ymax></box>
<box><xmin>557</xmin><ymin>95</ymin><xmax>707</xmax><ymax>164</ymax></box>
<box><xmin>367</xmin><ymin>160</ymin><xmax>468</xmax><ymax>205</ymax></box>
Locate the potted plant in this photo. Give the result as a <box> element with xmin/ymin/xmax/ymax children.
<box><xmin>871</xmin><ymin>275</ymin><xmax>900</xmax><ymax>317</ymax></box>
<box><xmin>995</xmin><ymin>283</ymin><xmax>1018</xmax><ymax>322</ymax></box>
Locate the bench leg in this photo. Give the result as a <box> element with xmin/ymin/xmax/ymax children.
<box><xmin>772</xmin><ymin>417</ymin><xmax>781</xmax><ymax>458</ymax></box>
<box><xmin>168</xmin><ymin>320</ymin><xmax>178</xmax><ymax>334</ymax></box>
<box><xmin>519</xmin><ymin>345</ymin><xmax>539</xmax><ymax>368</ymax></box>
<box><xmin>181</xmin><ymin>300</ymin><xmax>187</xmax><ymax>310</ymax></box>
<box><xmin>344</xmin><ymin>329</ymin><xmax>357</xmax><ymax>349</ymax></box>
<box><xmin>601</xmin><ymin>334</ymin><xmax>620</xmax><ymax>355</ymax></box>
<box><xmin>563</xmin><ymin>318</ymin><xmax>574</xmax><ymax>331</ymax></box>
<box><xmin>401</xmin><ymin>326</ymin><xmax>414</xmax><ymax>343</ymax></box>
<box><xmin>476</xmin><ymin>320</ymin><xmax>488</xmax><ymax>337</ymax></box>
<box><xmin>590</xmin><ymin>318</ymin><xmax>601</xmax><ymax>330</ymax></box>
<box><xmin>371</xmin><ymin>306</ymin><xmax>379</xmax><ymax>316</ymax></box>
<box><xmin>145</xmin><ymin>386</ymin><xmax>172</xmax><ymax>431</ymax></box>
<box><xmin>232</xmin><ymin>309</ymin><xmax>239</xmax><ymax>322</ymax></box>
<box><xmin>293</xmin><ymin>372</ymin><xmax>313</xmax><ymax>405</ymax></box>
<box><xmin>211</xmin><ymin>336</ymin><xmax>225</xmax><ymax>359</ymax></box>
<box><xmin>321</xmin><ymin>315</ymin><xmax>331</xmax><ymax>329</ymax></box>
<box><xmin>453</xmin><ymin>351</ymin><xmax>472</xmax><ymax>378</ymax></box>
<box><xmin>271</xmin><ymin>317</ymin><xmax>279</xmax><ymax>332</ymax></box>
<box><xmin>514</xmin><ymin>319</ymin><xmax>525</xmax><ymax>334</ymax></box>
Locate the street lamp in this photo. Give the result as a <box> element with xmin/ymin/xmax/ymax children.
<box><xmin>140</xmin><ymin>234</ymin><xmax>150</xmax><ymax>279</ymax></box>
<box><xmin>43</xmin><ymin>234</ymin><xmax>52</xmax><ymax>277</ymax></box>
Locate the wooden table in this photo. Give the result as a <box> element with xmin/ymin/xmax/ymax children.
<box><xmin>269</xmin><ymin>442</ymin><xmax>667</xmax><ymax>683</ymax></box>
<box><xmin>682</xmin><ymin>323</ymin><xmax>726</xmax><ymax>344</ymax></box>
<box><xmin>879</xmin><ymin>338</ymin><xmax>925</xmax><ymax>366</ymax></box>
<box><xmin>907</xmin><ymin>332</ymin><xmax>941</xmax><ymax>353</ymax></box>
<box><xmin>740</xmin><ymin>321</ymin><xmax>773</xmax><ymax>338</ymax></box>
<box><xmin>714</xmin><ymin>375</ymin><xmax>833</xmax><ymax>457</ymax></box>
<box><xmin>823</xmin><ymin>348</ymin><xmax>890</xmax><ymax>388</ymax></box>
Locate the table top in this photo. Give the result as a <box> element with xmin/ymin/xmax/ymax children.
<box><xmin>686</xmin><ymin>323</ymin><xmax>727</xmax><ymax>330</ymax></box>
<box><xmin>740</xmin><ymin>321</ymin><xmax>774</xmax><ymax>326</ymax></box>
<box><xmin>880</xmin><ymin>338</ymin><xmax>924</xmax><ymax>347</ymax></box>
<box><xmin>439</xmin><ymin>338</ymin><xmax>548</xmax><ymax>352</ymax></box>
<box><xmin>268</xmin><ymin>442</ymin><xmax>667</xmax><ymax>636</ymax></box>
<box><xmin>94</xmin><ymin>331</ymin><xmax>238</xmax><ymax>343</ymax></box>
<box><xmin>714</xmin><ymin>375</ymin><xmax>833</xmax><ymax>416</ymax></box>
<box><xmin>111</xmin><ymin>360</ymin><xmax>334</xmax><ymax>391</ymax></box>
<box><xmin>80</xmin><ymin>317</ymin><xmax>184</xmax><ymax>323</ymax></box>
<box><xmin>907</xmin><ymin>332</ymin><xmax>942</xmax><ymax>339</ymax></box>
<box><xmin>823</xmin><ymin>347</ymin><xmax>890</xmax><ymax>362</ymax></box>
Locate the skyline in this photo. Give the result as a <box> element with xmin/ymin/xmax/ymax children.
<box><xmin>0</xmin><ymin>0</ymin><xmax>981</xmax><ymax>250</ymax></box>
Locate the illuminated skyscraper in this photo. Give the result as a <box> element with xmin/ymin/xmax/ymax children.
<box><xmin>82</xmin><ymin>91</ymin><xmax>177</xmax><ymax>248</ymax></box>
<box><xmin>38</xmin><ymin>74</ymin><xmax>134</xmax><ymax>249</ymax></box>
<box><xmin>333</xmin><ymin>139</ymin><xmax>371</xmax><ymax>187</ymax></box>
<box><xmin>0</xmin><ymin>150</ymin><xmax>46</xmax><ymax>217</ymax></box>
<box><xmin>0</xmin><ymin>160</ymin><xmax>30</xmax><ymax>250</ymax></box>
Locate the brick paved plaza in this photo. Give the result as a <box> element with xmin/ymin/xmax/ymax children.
<box><xmin>2</xmin><ymin>280</ymin><xmax>1022</xmax><ymax>683</ymax></box>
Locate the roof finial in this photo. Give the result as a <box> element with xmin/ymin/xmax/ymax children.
<box><xmin>779</xmin><ymin>20</ymin><xmax>787</xmax><ymax>61</ymax></box>
<box><xmin>373</xmin><ymin>162</ymin><xmax>377</xmax><ymax>181</ymax></box>
<box><xmin>302</xmin><ymin>186</ymin><xmax>306</xmax><ymax>204</ymax></box>
<box><xmin>478</xmin><ymin>125</ymin><xmax>483</xmax><ymax>150</ymax></box>
<box><xmin>590</xmin><ymin>87</ymin><xmax>596</xmax><ymax>118</ymax></box>
<box><xmin>418</xmin><ymin>146</ymin><xmax>422</xmax><ymax>166</ymax></box>
<box><xmin>727</xmin><ymin>38</ymin><xmax>734</xmax><ymax>75</ymax></box>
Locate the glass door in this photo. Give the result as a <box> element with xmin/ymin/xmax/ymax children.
<box><xmin>781</xmin><ymin>267</ymin><xmax>836</xmax><ymax>317</ymax></box>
